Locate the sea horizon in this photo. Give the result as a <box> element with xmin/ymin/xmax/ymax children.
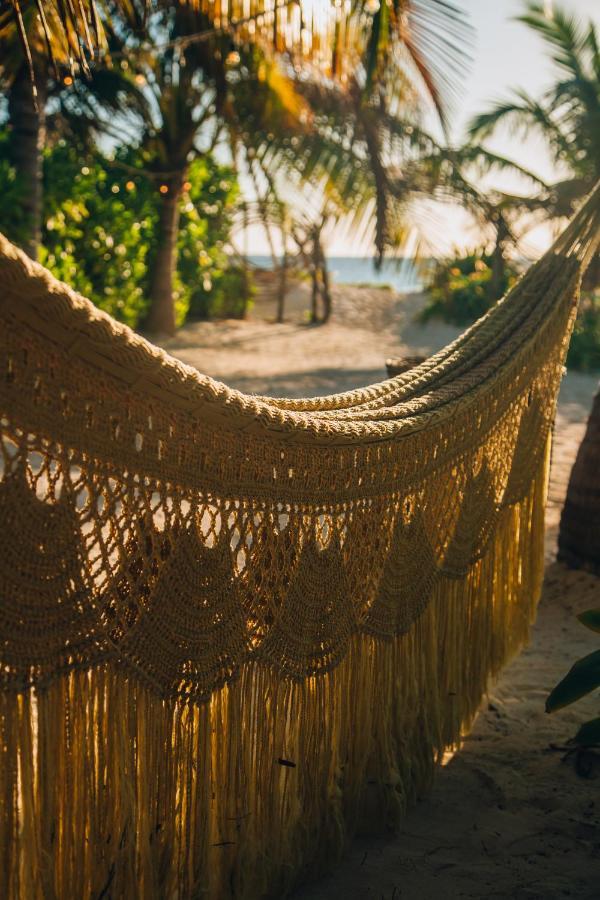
<box><xmin>249</xmin><ymin>255</ymin><xmax>424</xmax><ymax>293</ymax></box>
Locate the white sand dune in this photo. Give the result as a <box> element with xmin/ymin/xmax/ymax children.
<box><xmin>164</xmin><ymin>281</ymin><xmax>600</xmax><ymax>900</ymax></box>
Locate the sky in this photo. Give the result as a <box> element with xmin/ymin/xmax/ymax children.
<box><xmin>244</xmin><ymin>0</ymin><xmax>600</xmax><ymax>259</ymax></box>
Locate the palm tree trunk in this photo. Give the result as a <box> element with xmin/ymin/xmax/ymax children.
<box><xmin>276</xmin><ymin>248</ymin><xmax>287</xmax><ymax>323</ymax></box>
<box><xmin>557</xmin><ymin>385</ymin><xmax>600</xmax><ymax>573</ymax></box>
<box><xmin>146</xmin><ymin>177</ymin><xmax>183</xmax><ymax>336</ymax></box>
<box><xmin>489</xmin><ymin>243</ymin><xmax>505</xmax><ymax>302</ymax></box>
<box><xmin>310</xmin><ymin>265</ymin><xmax>319</xmax><ymax>324</ymax></box>
<box><xmin>8</xmin><ymin>64</ymin><xmax>47</xmax><ymax>259</ymax></box>
<box><xmin>488</xmin><ymin>220</ymin><xmax>508</xmax><ymax>303</ymax></box>
<box><xmin>317</xmin><ymin>241</ymin><xmax>332</xmax><ymax>323</ymax></box>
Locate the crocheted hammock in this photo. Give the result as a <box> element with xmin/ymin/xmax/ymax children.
<box><xmin>1</xmin><ymin>185</ymin><xmax>599</xmax><ymax>899</ymax></box>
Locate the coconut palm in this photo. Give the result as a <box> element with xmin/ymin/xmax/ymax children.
<box><xmin>2</xmin><ymin>0</ymin><xmax>104</xmax><ymax>73</ymax></box>
<box><xmin>469</xmin><ymin>2</ymin><xmax>600</xmax><ymax>221</ymax></box>
<box><xmin>60</xmin><ymin>5</ymin><xmax>322</xmax><ymax>333</ymax></box>
<box><xmin>57</xmin><ymin>0</ymin><xmax>469</xmax><ymax>333</ymax></box>
<box><xmin>422</xmin><ymin>142</ymin><xmax>553</xmax><ymax>299</ymax></box>
<box><xmin>0</xmin><ymin>1</ymin><xmax>91</xmax><ymax>255</ymax></box>
<box><xmin>8</xmin><ymin>1</ymin><xmax>468</xmax><ymax>109</ymax></box>
<box><xmin>2</xmin><ymin>0</ymin><xmax>468</xmax><ymax>265</ymax></box>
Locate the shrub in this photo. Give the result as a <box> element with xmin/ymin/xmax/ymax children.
<box><xmin>420</xmin><ymin>249</ymin><xmax>600</xmax><ymax>371</ymax></box>
<box><xmin>177</xmin><ymin>161</ymin><xmax>252</xmax><ymax>321</ymax></box>
<box><xmin>567</xmin><ymin>290</ymin><xmax>600</xmax><ymax>372</ymax></box>
<box><xmin>185</xmin><ymin>264</ymin><xmax>253</xmax><ymax>320</ymax></box>
<box><xmin>419</xmin><ymin>249</ymin><xmax>519</xmax><ymax>326</ymax></box>
<box><xmin>40</xmin><ymin>141</ymin><xmax>157</xmax><ymax>327</ymax></box>
<box><xmin>0</xmin><ymin>133</ymin><xmax>244</xmax><ymax>328</ymax></box>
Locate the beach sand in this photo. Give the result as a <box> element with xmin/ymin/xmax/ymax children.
<box><xmin>164</xmin><ymin>281</ymin><xmax>600</xmax><ymax>900</ymax></box>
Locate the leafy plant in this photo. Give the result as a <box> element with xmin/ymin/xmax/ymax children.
<box><xmin>419</xmin><ymin>250</ymin><xmax>519</xmax><ymax>326</ymax></box>
<box><xmin>419</xmin><ymin>250</ymin><xmax>600</xmax><ymax>371</ymax></box>
<box><xmin>177</xmin><ymin>167</ymin><xmax>251</xmax><ymax>321</ymax></box>
<box><xmin>0</xmin><ymin>131</ymin><xmax>243</xmax><ymax>328</ymax></box>
<box><xmin>566</xmin><ymin>290</ymin><xmax>600</xmax><ymax>372</ymax></box>
<box><xmin>546</xmin><ymin>609</ymin><xmax>600</xmax><ymax>749</ymax></box>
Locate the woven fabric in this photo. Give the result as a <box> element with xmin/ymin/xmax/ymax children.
<box><xmin>1</xmin><ymin>185</ymin><xmax>599</xmax><ymax>898</ymax></box>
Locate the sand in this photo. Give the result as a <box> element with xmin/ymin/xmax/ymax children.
<box><xmin>164</xmin><ymin>281</ymin><xmax>600</xmax><ymax>900</ymax></box>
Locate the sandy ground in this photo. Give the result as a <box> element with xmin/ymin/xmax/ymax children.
<box><xmin>164</xmin><ymin>283</ymin><xmax>600</xmax><ymax>900</ymax></box>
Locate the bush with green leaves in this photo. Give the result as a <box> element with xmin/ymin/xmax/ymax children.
<box><xmin>546</xmin><ymin>609</ymin><xmax>600</xmax><ymax>748</ymax></box>
<box><xmin>39</xmin><ymin>141</ymin><xmax>157</xmax><ymax>326</ymax></box>
<box><xmin>419</xmin><ymin>250</ymin><xmax>519</xmax><ymax>326</ymax></box>
<box><xmin>566</xmin><ymin>290</ymin><xmax>600</xmax><ymax>372</ymax></box>
<box><xmin>0</xmin><ymin>132</ymin><xmax>246</xmax><ymax>328</ymax></box>
<box><xmin>0</xmin><ymin>134</ymin><xmax>33</xmax><ymax>248</ymax></box>
<box><xmin>420</xmin><ymin>249</ymin><xmax>600</xmax><ymax>371</ymax></box>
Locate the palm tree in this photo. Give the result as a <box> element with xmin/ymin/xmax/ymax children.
<box><xmin>468</xmin><ymin>2</ymin><xmax>600</xmax><ymax>570</ymax></box>
<box><xmin>424</xmin><ymin>143</ymin><xmax>552</xmax><ymax>299</ymax></box>
<box><xmin>61</xmin><ymin>0</ymin><xmax>468</xmax><ymax>333</ymax></box>
<box><xmin>0</xmin><ymin>2</ymin><xmax>86</xmax><ymax>256</ymax></box>
<box><xmin>3</xmin><ymin>1</ymin><xmax>469</xmax><ymax>308</ymax></box>
<box><xmin>9</xmin><ymin>1</ymin><xmax>468</xmax><ymax>105</ymax></box>
<box><xmin>469</xmin><ymin>3</ymin><xmax>600</xmax><ymax>224</ymax></box>
<box><xmin>2</xmin><ymin>0</ymin><xmax>104</xmax><ymax>73</ymax></box>
<box><xmin>63</xmin><ymin>4</ymin><xmax>324</xmax><ymax>334</ymax></box>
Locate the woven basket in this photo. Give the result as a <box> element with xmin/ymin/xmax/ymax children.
<box><xmin>385</xmin><ymin>355</ymin><xmax>427</xmax><ymax>377</ymax></box>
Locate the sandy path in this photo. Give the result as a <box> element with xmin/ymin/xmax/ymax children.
<box><xmin>165</xmin><ymin>283</ymin><xmax>600</xmax><ymax>900</ymax></box>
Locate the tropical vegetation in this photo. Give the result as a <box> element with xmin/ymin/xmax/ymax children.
<box><xmin>470</xmin><ymin>2</ymin><xmax>600</xmax><ymax>224</ymax></box>
<box><xmin>0</xmin><ymin>0</ymin><xmax>470</xmax><ymax>334</ymax></box>
<box><xmin>0</xmin><ymin>132</ymin><xmax>244</xmax><ymax>327</ymax></box>
<box><xmin>420</xmin><ymin>250</ymin><xmax>520</xmax><ymax>326</ymax></box>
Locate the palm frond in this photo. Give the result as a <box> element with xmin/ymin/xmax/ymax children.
<box><xmin>6</xmin><ymin>0</ymin><xmax>471</xmax><ymax>133</ymax></box>
<box><xmin>468</xmin><ymin>87</ymin><xmax>573</xmax><ymax>159</ymax></box>
<box><xmin>517</xmin><ymin>3</ymin><xmax>587</xmax><ymax>78</ymax></box>
<box><xmin>454</xmin><ymin>144</ymin><xmax>550</xmax><ymax>191</ymax></box>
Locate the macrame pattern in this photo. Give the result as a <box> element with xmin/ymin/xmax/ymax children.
<box><xmin>1</xmin><ymin>184</ymin><xmax>599</xmax><ymax>899</ymax></box>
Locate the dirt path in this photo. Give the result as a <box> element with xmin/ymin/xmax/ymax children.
<box><xmin>165</xmin><ymin>283</ymin><xmax>600</xmax><ymax>900</ymax></box>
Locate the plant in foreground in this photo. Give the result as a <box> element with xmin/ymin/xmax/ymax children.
<box><xmin>546</xmin><ymin>609</ymin><xmax>600</xmax><ymax>760</ymax></box>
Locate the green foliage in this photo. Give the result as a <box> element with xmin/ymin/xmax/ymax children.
<box><xmin>0</xmin><ymin>133</ymin><xmax>32</xmax><ymax>248</ymax></box>
<box><xmin>574</xmin><ymin>718</ymin><xmax>600</xmax><ymax>746</ymax></box>
<box><xmin>419</xmin><ymin>250</ymin><xmax>519</xmax><ymax>326</ymax></box>
<box><xmin>546</xmin><ymin>609</ymin><xmax>600</xmax><ymax>747</ymax></box>
<box><xmin>185</xmin><ymin>265</ymin><xmax>253</xmax><ymax>320</ymax></box>
<box><xmin>420</xmin><ymin>251</ymin><xmax>600</xmax><ymax>371</ymax></box>
<box><xmin>177</xmin><ymin>172</ymin><xmax>251</xmax><ymax>321</ymax></box>
<box><xmin>0</xmin><ymin>133</ymin><xmax>243</xmax><ymax>328</ymax></box>
<box><xmin>566</xmin><ymin>290</ymin><xmax>600</xmax><ymax>372</ymax></box>
<box><xmin>546</xmin><ymin>649</ymin><xmax>600</xmax><ymax>713</ymax></box>
<box><xmin>40</xmin><ymin>142</ymin><xmax>157</xmax><ymax>326</ymax></box>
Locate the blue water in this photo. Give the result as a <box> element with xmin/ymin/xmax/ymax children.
<box><xmin>249</xmin><ymin>256</ymin><xmax>423</xmax><ymax>292</ymax></box>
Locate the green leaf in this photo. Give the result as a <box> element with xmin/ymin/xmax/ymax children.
<box><xmin>578</xmin><ymin>609</ymin><xmax>600</xmax><ymax>633</ymax></box>
<box><xmin>546</xmin><ymin>650</ymin><xmax>600</xmax><ymax>712</ymax></box>
<box><xmin>574</xmin><ymin>717</ymin><xmax>600</xmax><ymax>747</ymax></box>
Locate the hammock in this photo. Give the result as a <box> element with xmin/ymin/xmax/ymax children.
<box><xmin>1</xmin><ymin>185</ymin><xmax>599</xmax><ymax>899</ymax></box>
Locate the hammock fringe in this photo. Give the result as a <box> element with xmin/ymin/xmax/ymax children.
<box><xmin>0</xmin><ymin>443</ymin><xmax>548</xmax><ymax>898</ymax></box>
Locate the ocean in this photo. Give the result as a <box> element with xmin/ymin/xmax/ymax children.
<box><xmin>249</xmin><ymin>256</ymin><xmax>423</xmax><ymax>293</ymax></box>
